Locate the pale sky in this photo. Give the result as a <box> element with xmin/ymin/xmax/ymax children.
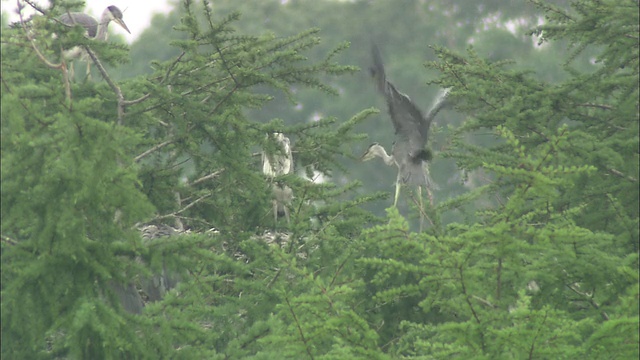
<box><xmin>2</xmin><ymin>0</ymin><xmax>175</xmax><ymax>43</ymax></box>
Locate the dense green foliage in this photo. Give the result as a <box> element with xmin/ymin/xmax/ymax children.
<box><xmin>2</xmin><ymin>0</ymin><xmax>638</xmax><ymax>358</ymax></box>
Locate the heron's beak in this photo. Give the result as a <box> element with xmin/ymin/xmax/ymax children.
<box><xmin>360</xmin><ymin>151</ymin><xmax>373</xmax><ymax>161</ymax></box>
<box><xmin>114</xmin><ymin>19</ymin><xmax>131</xmax><ymax>34</ymax></box>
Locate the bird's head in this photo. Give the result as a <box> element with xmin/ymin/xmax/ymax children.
<box><xmin>360</xmin><ymin>143</ymin><xmax>383</xmax><ymax>161</ymax></box>
<box><xmin>106</xmin><ymin>5</ymin><xmax>130</xmax><ymax>34</ymax></box>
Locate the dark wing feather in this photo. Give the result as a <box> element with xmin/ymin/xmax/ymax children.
<box><xmin>370</xmin><ymin>45</ymin><xmax>431</xmax><ymax>161</ymax></box>
<box><xmin>58</xmin><ymin>12</ymin><xmax>98</xmax><ymax>38</ymax></box>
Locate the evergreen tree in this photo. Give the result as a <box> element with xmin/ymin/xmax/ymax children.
<box><xmin>354</xmin><ymin>0</ymin><xmax>638</xmax><ymax>358</ymax></box>
<box><xmin>2</xmin><ymin>0</ymin><xmax>375</xmax><ymax>357</ymax></box>
<box><xmin>2</xmin><ymin>0</ymin><xmax>637</xmax><ymax>358</ymax></box>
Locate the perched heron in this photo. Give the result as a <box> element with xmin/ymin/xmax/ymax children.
<box><xmin>106</xmin><ymin>224</ymin><xmax>183</xmax><ymax>314</ymax></box>
<box><xmin>262</xmin><ymin>133</ymin><xmax>294</xmax><ymax>225</ymax></box>
<box><xmin>108</xmin><ymin>280</ymin><xmax>144</xmax><ymax>314</ymax></box>
<box><xmin>362</xmin><ymin>45</ymin><xmax>450</xmax><ymax>228</ymax></box>
<box><xmin>139</xmin><ymin>224</ymin><xmax>182</xmax><ymax>303</ymax></box>
<box><xmin>58</xmin><ymin>5</ymin><xmax>130</xmax><ymax>79</ymax></box>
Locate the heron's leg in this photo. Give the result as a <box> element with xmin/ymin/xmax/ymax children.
<box><xmin>426</xmin><ymin>186</ymin><xmax>434</xmax><ymax>207</ymax></box>
<box><xmin>418</xmin><ymin>186</ymin><xmax>425</xmax><ymax>232</ymax></box>
<box><xmin>68</xmin><ymin>60</ymin><xmax>75</xmax><ymax>81</ymax></box>
<box><xmin>284</xmin><ymin>205</ymin><xmax>290</xmax><ymax>225</ymax></box>
<box><xmin>393</xmin><ymin>181</ymin><xmax>401</xmax><ymax>207</ymax></box>
<box><xmin>85</xmin><ymin>61</ymin><xmax>92</xmax><ymax>81</ymax></box>
<box><xmin>272</xmin><ymin>200</ymin><xmax>278</xmax><ymax>229</ymax></box>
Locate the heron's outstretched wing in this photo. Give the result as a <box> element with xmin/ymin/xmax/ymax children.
<box><xmin>370</xmin><ymin>45</ymin><xmax>430</xmax><ymax>160</ymax></box>
<box><xmin>425</xmin><ymin>88</ymin><xmax>452</xmax><ymax>124</ymax></box>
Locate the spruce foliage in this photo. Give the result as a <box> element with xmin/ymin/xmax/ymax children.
<box><xmin>2</xmin><ymin>0</ymin><xmax>638</xmax><ymax>359</ymax></box>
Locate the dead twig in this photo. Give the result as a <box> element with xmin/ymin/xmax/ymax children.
<box><xmin>82</xmin><ymin>46</ymin><xmax>126</xmax><ymax>124</ymax></box>
<box><xmin>472</xmin><ymin>295</ymin><xmax>498</xmax><ymax>309</ymax></box>
<box><xmin>134</xmin><ymin>140</ymin><xmax>175</xmax><ymax>163</ymax></box>
<box><xmin>566</xmin><ymin>283</ymin><xmax>609</xmax><ymax>321</ymax></box>
<box><xmin>188</xmin><ymin>169</ymin><xmax>226</xmax><ymax>187</ymax></box>
<box><xmin>151</xmin><ymin>193</ymin><xmax>212</xmax><ymax>222</ymax></box>
<box><xmin>17</xmin><ymin>0</ymin><xmax>71</xmax><ymax>101</ymax></box>
<box><xmin>607</xmin><ymin>168</ymin><xmax>638</xmax><ymax>183</ymax></box>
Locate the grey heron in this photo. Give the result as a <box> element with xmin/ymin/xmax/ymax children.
<box><xmin>58</xmin><ymin>5</ymin><xmax>130</xmax><ymax>79</ymax></box>
<box><xmin>262</xmin><ymin>133</ymin><xmax>294</xmax><ymax>225</ymax></box>
<box><xmin>139</xmin><ymin>224</ymin><xmax>182</xmax><ymax>303</ymax></box>
<box><xmin>362</xmin><ymin>45</ymin><xmax>450</xmax><ymax>228</ymax></box>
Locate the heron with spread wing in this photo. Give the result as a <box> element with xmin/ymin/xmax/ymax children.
<box><xmin>362</xmin><ymin>45</ymin><xmax>450</xmax><ymax>228</ymax></box>
<box><xmin>58</xmin><ymin>5</ymin><xmax>130</xmax><ymax>80</ymax></box>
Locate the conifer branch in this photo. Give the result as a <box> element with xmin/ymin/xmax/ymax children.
<box><xmin>525</xmin><ymin>126</ymin><xmax>550</xmax><ymax>142</ymax></box>
<box><xmin>266</xmin><ymin>268</ymin><xmax>282</xmax><ymax>289</ymax></box>
<box><xmin>496</xmin><ymin>257</ymin><xmax>502</xmax><ymax>300</ymax></box>
<box><xmin>1</xmin><ymin>77</ymin><xmax>52</xmax><ymax>126</ymax></box>
<box><xmin>459</xmin><ymin>265</ymin><xmax>481</xmax><ymax>324</ymax></box>
<box><xmin>214</xmin><ymin>44</ymin><xmax>238</xmax><ymax>86</ymax></box>
<box><xmin>528</xmin><ymin>310</ymin><xmax>547</xmax><ymax>360</ymax></box>
<box><xmin>206</xmin><ymin>83</ymin><xmax>240</xmax><ymax>116</ymax></box>
<box><xmin>284</xmin><ymin>296</ymin><xmax>315</xmax><ymax>360</ymax></box>
<box><xmin>329</xmin><ymin>255</ymin><xmax>350</xmax><ymax>288</ymax></box>
<box><xmin>161</xmin><ymin>51</ymin><xmax>186</xmax><ymax>85</ymax></box>
<box><xmin>444</xmin><ymin>60</ymin><xmax>497</xmax><ymax>110</ymax></box>
<box><xmin>139</xmin><ymin>52</ymin><xmax>185</xmax><ymax>112</ymax></box>
<box><xmin>528</xmin><ymin>0</ymin><xmax>575</xmax><ymax>22</ymax></box>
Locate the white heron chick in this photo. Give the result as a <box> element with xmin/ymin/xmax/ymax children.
<box><xmin>262</xmin><ymin>132</ymin><xmax>294</xmax><ymax>225</ymax></box>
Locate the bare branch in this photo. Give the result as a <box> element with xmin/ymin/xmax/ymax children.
<box><xmin>123</xmin><ymin>93</ymin><xmax>151</xmax><ymax>106</ymax></box>
<box><xmin>134</xmin><ymin>139</ymin><xmax>175</xmax><ymax>163</ymax></box>
<box><xmin>82</xmin><ymin>46</ymin><xmax>126</xmax><ymax>124</ymax></box>
<box><xmin>472</xmin><ymin>295</ymin><xmax>497</xmax><ymax>309</ymax></box>
<box><xmin>151</xmin><ymin>193</ymin><xmax>212</xmax><ymax>222</ymax></box>
<box><xmin>2</xmin><ymin>234</ymin><xmax>19</xmax><ymax>246</ymax></box>
<box><xmin>188</xmin><ymin>169</ymin><xmax>226</xmax><ymax>187</ymax></box>
<box><xmin>577</xmin><ymin>103</ymin><xmax>614</xmax><ymax>110</ymax></box>
<box><xmin>17</xmin><ymin>0</ymin><xmax>71</xmax><ymax>100</ymax></box>
<box><xmin>607</xmin><ymin>168</ymin><xmax>638</xmax><ymax>183</ymax></box>
<box><xmin>23</xmin><ymin>0</ymin><xmax>46</xmax><ymax>15</ymax></box>
<box><xmin>566</xmin><ymin>283</ymin><xmax>609</xmax><ymax>321</ymax></box>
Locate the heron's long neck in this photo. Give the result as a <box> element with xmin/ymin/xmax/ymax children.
<box><xmin>372</xmin><ymin>145</ymin><xmax>395</xmax><ymax>166</ymax></box>
<box><xmin>96</xmin><ymin>10</ymin><xmax>111</xmax><ymax>41</ymax></box>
